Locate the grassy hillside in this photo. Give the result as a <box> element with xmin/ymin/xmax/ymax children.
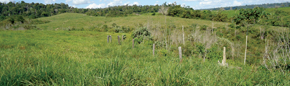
<box><xmin>0</xmin><ymin>30</ymin><xmax>289</xmax><ymax>85</ymax></box>
<box><xmin>35</xmin><ymin>13</ymin><xmax>230</xmax><ymax>30</ymax></box>
<box><xmin>1</xmin><ymin>11</ymin><xmax>290</xmax><ymax>85</ymax></box>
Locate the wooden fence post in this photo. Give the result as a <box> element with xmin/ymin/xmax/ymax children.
<box><xmin>132</xmin><ymin>39</ymin><xmax>134</xmax><ymax>48</ymax></box>
<box><xmin>244</xmin><ymin>36</ymin><xmax>248</xmax><ymax>65</ymax></box>
<box><xmin>182</xmin><ymin>26</ymin><xmax>185</xmax><ymax>45</ymax></box>
<box><xmin>179</xmin><ymin>47</ymin><xmax>182</xmax><ymax>63</ymax></box>
<box><xmin>222</xmin><ymin>47</ymin><xmax>226</xmax><ymax>65</ymax></box>
<box><xmin>107</xmin><ymin>35</ymin><xmax>110</xmax><ymax>43</ymax></box>
<box><xmin>153</xmin><ymin>44</ymin><xmax>155</xmax><ymax>57</ymax></box>
<box><xmin>118</xmin><ymin>36</ymin><xmax>121</xmax><ymax>45</ymax></box>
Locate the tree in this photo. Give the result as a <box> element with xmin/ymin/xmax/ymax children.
<box><xmin>41</xmin><ymin>12</ymin><xmax>49</xmax><ymax>17</ymax></box>
<box><xmin>16</xmin><ymin>15</ymin><xmax>25</xmax><ymax>23</ymax></box>
<box><xmin>233</xmin><ymin>7</ymin><xmax>266</xmax><ymax>25</ymax></box>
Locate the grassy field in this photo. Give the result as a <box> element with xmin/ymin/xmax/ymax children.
<box><xmin>0</xmin><ymin>30</ymin><xmax>289</xmax><ymax>85</ymax></box>
<box><xmin>1</xmin><ymin>11</ymin><xmax>290</xmax><ymax>85</ymax></box>
<box><xmin>35</xmin><ymin>13</ymin><xmax>230</xmax><ymax>30</ymax></box>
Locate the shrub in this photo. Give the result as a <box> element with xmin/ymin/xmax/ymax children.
<box><xmin>112</xmin><ymin>23</ymin><xmax>117</xmax><ymax>27</ymax></box>
<box><xmin>114</xmin><ymin>27</ymin><xmax>123</xmax><ymax>33</ymax></box>
<box><xmin>132</xmin><ymin>27</ymin><xmax>152</xmax><ymax>44</ymax></box>
<box><xmin>200</xmin><ymin>25</ymin><xmax>208</xmax><ymax>30</ymax></box>
<box><xmin>102</xmin><ymin>25</ymin><xmax>108</xmax><ymax>32</ymax></box>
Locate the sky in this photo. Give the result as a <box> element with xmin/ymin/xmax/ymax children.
<box><xmin>0</xmin><ymin>0</ymin><xmax>290</xmax><ymax>9</ymax></box>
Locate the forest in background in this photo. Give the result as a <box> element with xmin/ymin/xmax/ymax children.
<box><xmin>0</xmin><ymin>1</ymin><xmax>290</xmax><ymax>29</ymax></box>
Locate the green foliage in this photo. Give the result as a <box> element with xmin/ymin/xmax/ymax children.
<box><xmin>41</xmin><ymin>12</ymin><xmax>49</xmax><ymax>17</ymax></box>
<box><xmin>121</xmin><ymin>26</ymin><xmax>133</xmax><ymax>33</ymax></box>
<box><xmin>233</xmin><ymin>7</ymin><xmax>267</xmax><ymax>25</ymax></box>
<box><xmin>7</xmin><ymin>17</ymin><xmax>15</xmax><ymax>24</ymax></box>
<box><xmin>122</xmin><ymin>34</ymin><xmax>127</xmax><ymax>40</ymax></box>
<box><xmin>112</xmin><ymin>23</ymin><xmax>117</xmax><ymax>27</ymax></box>
<box><xmin>206</xmin><ymin>45</ymin><xmax>223</xmax><ymax>60</ymax></box>
<box><xmin>168</xmin><ymin>5</ymin><xmax>185</xmax><ymax>17</ymax></box>
<box><xmin>114</xmin><ymin>27</ymin><xmax>123</xmax><ymax>33</ymax></box>
<box><xmin>151</xmin><ymin>12</ymin><xmax>156</xmax><ymax>16</ymax></box>
<box><xmin>166</xmin><ymin>4</ymin><xmax>228</xmax><ymax>22</ymax></box>
<box><xmin>200</xmin><ymin>25</ymin><xmax>208</xmax><ymax>30</ymax></box>
<box><xmin>86</xmin><ymin>5</ymin><xmax>160</xmax><ymax>17</ymax></box>
<box><xmin>0</xmin><ymin>1</ymin><xmax>74</xmax><ymax>20</ymax></box>
<box><xmin>132</xmin><ymin>27</ymin><xmax>152</xmax><ymax>44</ymax></box>
<box><xmin>212</xmin><ymin>11</ymin><xmax>228</xmax><ymax>22</ymax></box>
<box><xmin>16</xmin><ymin>16</ymin><xmax>25</xmax><ymax>23</ymax></box>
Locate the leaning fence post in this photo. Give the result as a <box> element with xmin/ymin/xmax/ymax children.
<box><xmin>132</xmin><ymin>39</ymin><xmax>134</xmax><ymax>48</ymax></box>
<box><xmin>179</xmin><ymin>47</ymin><xmax>182</xmax><ymax>63</ymax></box>
<box><xmin>153</xmin><ymin>44</ymin><xmax>155</xmax><ymax>57</ymax></box>
<box><xmin>118</xmin><ymin>36</ymin><xmax>121</xmax><ymax>45</ymax></box>
<box><xmin>107</xmin><ymin>35</ymin><xmax>110</xmax><ymax>43</ymax></box>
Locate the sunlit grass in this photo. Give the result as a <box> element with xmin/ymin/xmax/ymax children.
<box><xmin>0</xmin><ymin>30</ymin><xmax>289</xmax><ymax>85</ymax></box>
<box><xmin>35</xmin><ymin>13</ymin><xmax>230</xmax><ymax>30</ymax></box>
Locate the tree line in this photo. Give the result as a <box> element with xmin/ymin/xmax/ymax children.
<box><xmin>0</xmin><ymin>1</ymin><xmax>289</xmax><ymax>27</ymax></box>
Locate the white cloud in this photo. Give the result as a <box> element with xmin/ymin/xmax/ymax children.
<box><xmin>186</xmin><ymin>0</ymin><xmax>242</xmax><ymax>9</ymax></box>
<box><xmin>181</xmin><ymin>3</ymin><xmax>186</xmax><ymax>7</ymax></box>
<box><xmin>44</xmin><ymin>0</ymin><xmax>56</xmax><ymax>4</ymax></box>
<box><xmin>183</xmin><ymin>0</ymin><xmax>201</xmax><ymax>1</ymax></box>
<box><xmin>133</xmin><ymin>2</ymin><xmax>139</xmax><ymax>5</ymax></box>
<box><xmin>66</xmin><ymin>0</ymin><xmax>92</xmax><ymax>5</ymax></box>
<box><xmin>123</xmin><ymin>1</ymin><xmax>139</xmax><ymax>6</ymax></box>
<box><xmin>107</xmin><ymin>0</ymin><xmax>123</xmax><ymax>7</ymax></box>
<box><xmin>154</xmin><ymin>1</ymin><xmax>159</xmax><ymax>5</ymax></box>
<box><xmin>233</xmin><ymin>0</ymin><xmax>242</xmax><ymax>6</ymax></box>
<box><xmin>199</xmin><ymin>1</ymin><xmax>212</xmax><ymax>5</ymax></box>
<box><xmin>124</xmin><ymin>2</ymin><xmax>130</xmax><ymax>5</ymax></box>
<box><xmin>86</xmin><ymin>3</ymin><xmax>106</xmax><ymax>8</ymax></box>
<box><xmin>0</xmin><ymin>0</ymin><xmax>13</xmax><ymax>3</ymax></box>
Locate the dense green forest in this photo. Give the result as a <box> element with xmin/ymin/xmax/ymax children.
<box><xmin>0</xmin><ymin>1</ymin><xmax>290</xmax><ymax>28</ymax></box>
<box><xmin>0</xmin><ymin>1</ymin><xmax>72</xmax><ymax>20</ymax></box>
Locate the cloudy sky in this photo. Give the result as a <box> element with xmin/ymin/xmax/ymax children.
<box><xmin>1</xmin><ymin>0</ymin><xmax>290</xmax><ymax>9</ymax></box>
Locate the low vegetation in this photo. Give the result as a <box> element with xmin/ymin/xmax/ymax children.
<box><xmin>1</xmin><ymin>30</ymin><xmax>289</xmax><ymax>85</ymax></box>
<box><xmin>1</xmin><ymin>1</ymin><xmax>290</xmax><ymax>85</ymax></box>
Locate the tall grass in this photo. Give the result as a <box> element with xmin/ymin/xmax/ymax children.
<box><xmin>0</xmin><ymin>30</ymin><xmax>289</xmax><ymax>85</ymax></box>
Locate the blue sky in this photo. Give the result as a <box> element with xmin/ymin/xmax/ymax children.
<box><xmin>1</xmin><ymin>0</ymin><xmax>290</xmax><ymax>9</ymax></box>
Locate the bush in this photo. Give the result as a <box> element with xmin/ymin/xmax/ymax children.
<box><xmin>200</xmin><ymin>25</ymin><xmax>208</xmax><ymax>30</ymax></box>
<box><xmin>206</xmin><ymin>45</ymin><xmax>222</xmax><ymax>60</ymax></box>
<box><xmin>132</xmin><ymin>27</ymin><xmax>152</xmax><ymax>44</ymax></box>
<box><xmin>8</xmin><ymin>17</ymin><xmax>15</xmax><ymax>24</ymax></box>
<box><xmin>152</xmin><ymin>12</ymin><xmax>156</xmax><ymax>16</ymax></box>
<box><xmin>16</xmin><ymin>16</ymin><xmax>25</xmax><ymax>23</ymax></box>
<box><xmin>114</xmin><ymin>27</ymin><xmax>123</xmax><ymax>33</ymax></box>
<box><xmin>121</xmin><ymin>26</ymin><xmax>133</xmax><ymax>33</ymax></box>
<box><xmin>102</xmin><ymin>25</ymin><xmax>108</xmax><ymax>32</ymax></box>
